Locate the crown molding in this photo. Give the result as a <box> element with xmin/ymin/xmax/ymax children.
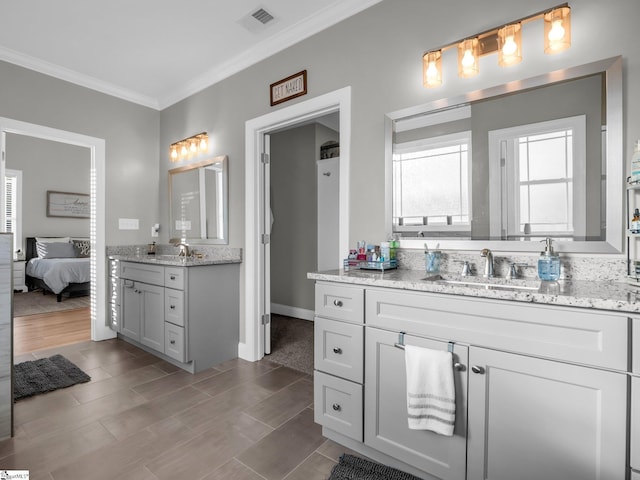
<box><xmin>0</xmin><ymin>46</ymin><xmax>159</xmax><ymax>109</ymax></box>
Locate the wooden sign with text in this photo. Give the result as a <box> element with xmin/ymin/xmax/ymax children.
<box><xmin>270</xmin><ymin>70</ymin><xmax>307</xmax><ymax>106</ymax></box>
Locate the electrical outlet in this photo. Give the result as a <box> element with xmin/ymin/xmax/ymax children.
<box><xmin>151</xmin><ymin>224</ymin><xmax>159</xmax><ymax>237</ymax></box>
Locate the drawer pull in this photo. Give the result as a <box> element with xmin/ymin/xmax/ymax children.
<box><xmin>333</xmin><ymin>347</ymin><xmax>343</xmax><ymax>354</ymax></box>
<box><xmin>170</xmin><ymin>340</ymin><xmax>176</xmax><ymax>345</ymax></box>
<box><xmin>170</xmin><ymin>275</ymin><xmax>176</xmax><ymax>280</ymax></box>
<box><xmin>332</xmin><ymin>403</ymin><xmax>341</xmax><ymax>412</ymax></box>
<box><xmin>471</xmin><ymin>365</ymin><xmax>485</xmax><ymax>374</ymax></box>
<box><xmin>453</xmin><ymin>362</ymin><xmax>465</xmax><ymax>372</ymax></box>
<box><xmin>170</xmin><ymin>305</ymin><xmax>176</xmax><ymax>310</ymax></box>
<box><xmin>333</xmin><ymin>300</ymin><xmax>343</xmax><ymax>307</ymax></box>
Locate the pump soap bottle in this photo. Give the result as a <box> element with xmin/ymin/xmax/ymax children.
<box><xmin>537</xmin><ymin>237</ymin><xmax>560</xmax><ymax>281</ymax></box>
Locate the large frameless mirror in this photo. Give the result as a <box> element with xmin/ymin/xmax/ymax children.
<box><xmin>169</xmin><ymin>155</ymin><xmax>228</xmax><ymax>244</ymax></box>
<box><xmin>385</xmin><ymin>57</ymin><xmax>623</xmax><ymax>253</ymax></box>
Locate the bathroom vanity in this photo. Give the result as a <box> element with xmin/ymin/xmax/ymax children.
<box><xmin>309</xmin><ymin>269</ymin><xmax>639</xmax><ymax>480</ymax></box>
<box><xmin>109</xmin><ymin>253</ymin><xmax>240</xmax><ymax>373</ymax></box>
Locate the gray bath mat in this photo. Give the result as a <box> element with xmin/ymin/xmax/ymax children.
<box><xmin>14</xmin><ymin>354</ymin><xmax>91</xmax><ymax>400</ymax></box>
<box><xmin>328</xmin><ymin>454</ymin><xmax>423</xmax><ymax>480</ymax></box>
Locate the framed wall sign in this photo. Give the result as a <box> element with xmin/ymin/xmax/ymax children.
<box><xmin>270</xmin><ymin>70</ymin><xmax>307</xmax><ymax>106</ymax></box>
<box><xmin>46</xmin><ymin>191</ymin><xmax>90</xmax><ymax>218</ymax></box>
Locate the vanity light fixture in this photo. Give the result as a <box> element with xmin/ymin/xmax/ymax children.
<box><xmin>422</xmin><ymin>3</ymin><xmax>570</xmax><ymax>88</ymax></box>
<box><xmin>169</xmin><ymin>132</ymin><xmax>209</xmax><ymax>162</ymax></box>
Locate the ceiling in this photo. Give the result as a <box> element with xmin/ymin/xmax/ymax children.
<box><xmin>0</xmin><ymin>0</ymin><xmax>381</xmax><ymax>110</ymax></box>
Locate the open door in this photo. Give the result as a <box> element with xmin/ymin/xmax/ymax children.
<box><xmin>261</xmin><ymin>133</ymin><xmax>272</xmax><ymax>354</ymax></box>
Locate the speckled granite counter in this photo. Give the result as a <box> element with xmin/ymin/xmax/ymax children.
<box><xmin>308</xmin><ymin>269</ymin><xmax>640</xmax><ymax>314</ymax></box>
<box><xmin>110</xmin><ymin>251</ymin><xmax>241</xmax><ymax>267</ymax></box>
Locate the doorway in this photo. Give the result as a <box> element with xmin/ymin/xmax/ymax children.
<box><xmin>243</xmin><ymin>87</ymin><xmax>351</xmax><ymax>362</ymax></box>
<box><xmin>0</xmin><ymin>117</ymin><xmax>111</xmax><ymax>342</ymax></box>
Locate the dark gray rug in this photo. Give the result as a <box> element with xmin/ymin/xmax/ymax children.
<box><xmin>328</xmin><ymin>454</ymin><xmax>423</xmax><ymax>480</ymax></box>
<box><xmin>14</xmin><ymin>354</ymin><xmax>91</xmax><ymax>400</ymax></box>
<box><xmin>267</xmin><ymin>314</ymin><xmax>313</xmax><ymax>375</ymax></box>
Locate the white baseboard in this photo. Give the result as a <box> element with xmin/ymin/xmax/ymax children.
<box><xmin>270</xmin><ymin>303</ymin><xmax>314</xmax><ymax>321</ymax></box>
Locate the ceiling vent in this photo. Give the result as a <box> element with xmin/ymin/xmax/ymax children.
<box><xmin>238</xmin><ymin>6</ymin><xmax>277</xmax><ymax>33</ymax></box>
<box><xmin>252</xmin><ymin>8</ymin><xmax>274</xmax><ymax>25</ymax></box>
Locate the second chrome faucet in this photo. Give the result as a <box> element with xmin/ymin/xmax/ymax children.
<box><xmin>480</xmin><ymin>248</ymin><xmax>494</xmax><ymax>278</ymax></box>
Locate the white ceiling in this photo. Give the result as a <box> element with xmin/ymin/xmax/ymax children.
<box><xmin>0</xmin><ymin>0</ymin><xmax>381</xmax><ymax>110</ymax></box>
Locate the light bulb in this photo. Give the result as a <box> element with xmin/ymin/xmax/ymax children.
<box><xmin>548</xmin><ymin>19</ymin><xmax>565</xmax><ymax>42</ymax></box>
<box><xmin>170</xmin><ymin>147</ymin><xmax>178</xmax><ymax>161</ymax></box>
<box><xmin>426</xmin><ymin>61</ymin><xmax>438</xmax><ymax>80</ymax></box>
<box><xmin>199</xmin><ymin>136</ymin><xmax>208</xmax><ymax>151</ymax></box>
<box><xmin>461</xmin><ymin>50</ymin><xmax>475</xmax><ymax>68</ymax></box>
<box><xmin>180</xmin><ymin>144</ymin><xmax>188</xmax><ymax>157</ymax></box>
<box><xmin>502</xmin><ymin>35</ymin><xmax>517</xmax><ymax>56</ymax></box>
<box><xmin>190</xmin><ymin>140</ymin><xmax>197</xmax><ymax>153</ymax></box>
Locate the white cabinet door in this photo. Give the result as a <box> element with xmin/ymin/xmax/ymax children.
<box><xmin>121</xmin><ymin>280</ymin><xmax>141</xmax><ymax>341</ymax></box>
<box><xmin>632</xmin><ymin>376</ymin><xmax>639</xmax><ymax>471</ymax></box>
<box><xmin>467</xmin><ymin>347</ymin><xmax>627</xmax><ymax>480</ymax></box>
<box><xmin>364</xmin><ymin>327</ymin><xmax>468</xmax><ymax>480</ymax></box>
<box><xmin>140</xmin><ymin>282</ymin><xmax>164</xmax><ymax>352</ymax></box>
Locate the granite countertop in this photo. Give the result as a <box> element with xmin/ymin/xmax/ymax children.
<box><xmin>308</xmin><ymin>269</ymin><xmax>640</xmax><ymax>314</ymax></box>
<box><xmin>110</xmin><ymin>253</ymin><xmax>241</xmax><ymax>267</ymax></box>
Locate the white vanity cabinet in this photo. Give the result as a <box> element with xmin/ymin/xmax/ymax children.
<box><xmin>313</xmin><ymin>280</ymin><xmax>631</xmax><ymax>480</ymax></box>
<box><xmin>632</xmin><ymin>317</ymin><xmax>640</xmax><ymax>476</ymax></box>
<box><xmin>113</xmin><ymin>259</ymin><xmax>239</xmax><ymax>373</ymax></box>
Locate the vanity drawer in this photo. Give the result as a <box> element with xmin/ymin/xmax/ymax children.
<box><xmin>632</xmin><ymin>376</ymin><xmax>640</xmax><ymax>470</ymax></box>
<box><xmin>315</xmin><ymin>283</ymin><xmax>364</xmax><ymax>324</ymax></box>
<box><xmin>314</xmin><ymin>317</ymin><xmax>363</xmax><ymax>383</ymax></box>
<box><xmin>165</xmin><ymin>322</ymin><xmax>186</xmax><ymax>362</ymax></box>
<box><xmin>120</xmin><ymin>261</ymin><xmax>164</xmax><ymax>286</ymax></box>
<box><xmin>366</xmin><ymin>287</ymin><xmax>628</xmax><ymax>370</ymax></box>
<box><xmin>314</xmin><ymin>371</ymin><xmax>363</xmax><ymax>442</ymax></box>
<box><xmin>165</xmin><ymin>289</ymin><xmax>184</xmax><ymax>326</ymax></box>
<box><xmin>165</xmin><ymin>267</ymin><xmax>185</xmax><ymax>290</ymax></box>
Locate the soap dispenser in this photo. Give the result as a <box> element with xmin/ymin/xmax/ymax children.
<box><xmin>538</xmin><ymin>237</ymin><xmax>560</xmax><ymax>281</ymax></box>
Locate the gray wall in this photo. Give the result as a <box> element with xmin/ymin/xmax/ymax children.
<box><xmin>6</xmin><ymin>134</ymin><xmax>90</xmax><ymax>250</ymax></box>
<box><xmin>0</xmin><ymin>60</ymin><xmax>160</xmax><ymax>245</ymax></box>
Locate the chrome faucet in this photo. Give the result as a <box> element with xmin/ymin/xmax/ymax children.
<box><xmin>171</xmin><ymin>239</ymin><xmax>191</xmax><ymax>257</ymax></box>
<box><xmin>480</xmin><ymin>248</ymin><xmax>494</xmax><ymax>278</ymax></box>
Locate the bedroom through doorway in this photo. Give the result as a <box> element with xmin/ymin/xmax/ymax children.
<box><xmin>6</xmin><ymin>133</ymin><xmax>92</xmax><ymax>356</ymax></box>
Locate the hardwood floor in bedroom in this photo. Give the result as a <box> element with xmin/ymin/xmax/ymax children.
<box><xmin>5</xmin><ymin>338</ymin><xmax>350</xmax><ymax>480</ymax></box>
<box><xmin>13</xmin><ymin>307</ymin><xmax>91</xmax><ymax>356</ymax></box>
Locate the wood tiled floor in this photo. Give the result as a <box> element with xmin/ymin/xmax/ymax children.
<box><xmin>1</xmin><ymin>338</ymin><xmax>352</xmax><ymax>480</ymax></box>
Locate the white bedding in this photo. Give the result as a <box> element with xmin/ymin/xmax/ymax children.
<box><xmin>26</xmin><ymin>257</ymin><xmax>90</xmax><ymax>294</ymax></box>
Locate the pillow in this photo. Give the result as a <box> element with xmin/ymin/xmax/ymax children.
<box><xmin>36</xmin><ymin>241</ymin><xmax>77</xmax><ymax>259</ymax></box>
<box><xmin>35</xmin><ymin>236</ymin><xmax>70</xmax><ymax>244</ymax></box>
<box><xmin>72</xmin><ymin>239</ymin><xmax>91</xmax><ymax>258</ymax></box>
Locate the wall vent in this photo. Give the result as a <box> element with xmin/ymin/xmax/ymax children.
<box><xmin>252</xmin><ymin>8</ymin><xmax>274</xmax><ymax>25</ymax></box>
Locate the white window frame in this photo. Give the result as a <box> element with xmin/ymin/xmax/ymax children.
<box><xmin>392</xmin><ymin>130</ymin><xmax>472</xmax><ymax>234</ymax></box>
<box><xmin>488</xmin><ymin>115</ymin><xmax>586</xmax><ymax>239</ymax></box>
<box><xmin>4</xmin><ymin>168</ymin><xmax>22</xmax><ymax>257</ymax></box>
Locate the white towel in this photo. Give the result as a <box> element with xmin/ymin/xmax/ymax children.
<box><xmin>404</xmin><ymin>344</ymin><xmax>456</xmax><ymax>436</ymax></box>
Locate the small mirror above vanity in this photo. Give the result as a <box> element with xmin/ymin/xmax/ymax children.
<box><xmin>386</xmin><ymin>57</ymin><xmax>623</xmax><ymax>253</ymax></box>
<box><xmin>169</xmin><ymin>155</ymin><xmax>228</xmax><ymax>244</ymax></box>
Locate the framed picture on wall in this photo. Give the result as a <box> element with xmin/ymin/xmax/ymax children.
<box><xmin>46</xmin><ymin>191</ymin><xmax>90</xmax><ymax>218</ymax></box>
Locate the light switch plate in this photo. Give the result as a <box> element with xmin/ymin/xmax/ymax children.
<box><xmin>119</xmin><ymin>218</ymin><xmax>139</xmax><ymax>230</ymax></box>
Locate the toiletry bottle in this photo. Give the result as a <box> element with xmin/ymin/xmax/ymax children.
<box><xmin>632</xmin><ymin>140</ymin><xmax>640</xmax><ymax>183</ymax></box>
<box><xmin>537</xmin><ymin>237</ymin><xmax>560</xmax><ymax>281</ymax></box>
<box><xmin>633</xmin><ymin>209</ymin><xmax>640</xmax><ymax>234</ymax></box>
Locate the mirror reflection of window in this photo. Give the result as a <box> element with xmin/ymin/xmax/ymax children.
<box><xmin>393</xmin><ymin>131</ymin><xmax>472</xmax><ymax>236</ymax></box>
<box><xmin>4</xmin><ymin>169</ymin><xmax>22</xmax><ymax>257</ymax></box>
<box><xmin>489</xmin><ymin>115</ymin><xmax>586</xmax><ymax>240</ymax></box>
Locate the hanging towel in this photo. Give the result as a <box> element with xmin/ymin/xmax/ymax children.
<box><xmin>404</xmin><ymin>344</ymin><xmax>456</xmax><ymax>436</ymax></box>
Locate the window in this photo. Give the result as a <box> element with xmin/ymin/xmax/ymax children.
<box><xmin>4</xmin><ymin>169</ymin><xmax>22</xmax><ymax>257</ymax></box>
<box><xmin>392</xmin><ymin>131</ymin><xmax>471</xmax><ymax>233</ymax></box>
<box><xmin>489</xmin><ymin>116</ymin><xmax>586</xmax><ymax>239</ymax></box>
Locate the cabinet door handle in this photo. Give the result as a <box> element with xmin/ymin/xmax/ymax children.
<box><xmin>170</xmin><ymin>275</ymin><xmax>176</xmax><ymax>280</ymax></box>
<box><xmin>333</xmin><ymin>347</ymin><xmax>343</xmax><ymax>354</ymax></box>
<box><xmin>332</xmin><ymin>403</ymin><xmax>341</xmax><ymax>412</ymax></box>
<box><xmin>333</xmin><ymin>300</ymin><xmax>343</xmax><ymax>307</ymax></box>
<box><xmin>453</xmin><ymin>362</ymin><xmax>465</xmax><ymax>371</ymax></box>
<box><xmin>170</xmin><ymin>340</ymin><xmax>176</xmax><ymax>345</ymax></box>
<box><xmin>471</xmin><ymin>365</ymin><xmax>485</xmax><ymax>374</ymax></box>
<box><xmin>170</xmin><ymin>305</ymin><xmax>176</xmax><ymax>310</ymax></box>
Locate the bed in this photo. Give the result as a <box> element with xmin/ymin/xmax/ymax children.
<box><xmin>25</xmin><ymin>236</ymin><xmax>91</xmax><ymax>302</ymax></box>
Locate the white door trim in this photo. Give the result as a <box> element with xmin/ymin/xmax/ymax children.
<box><xmin>242</xmin><ymin>87</ymin><xmax>351</xmax><ymax>361</ymax></box>
<box><xmin>0</xmin><ymin>117</ymin><xmax>112</xmax><ymax>342</ymax></box>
